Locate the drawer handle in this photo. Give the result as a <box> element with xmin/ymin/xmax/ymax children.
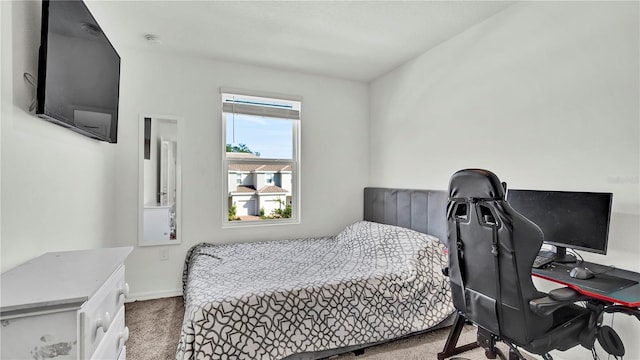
<box><xmin>118</xmin><ymin>283</ymin><xmax>130</xmax><ymax>298</ymax></box>
<box><xmin>119</xmin><ymin>326</ymin><xmax>130</xmax><ymax>344</ymax></box>
<box><xmin>95</xmin><ymin>312</ymin><xmax>111</xmax><ymax>333</ymax></box>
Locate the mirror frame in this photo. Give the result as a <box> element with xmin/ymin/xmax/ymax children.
<box><xmin>138</xmin><ymin>114</ymin><xmax>183</xmax><ymax>247</ymax></box>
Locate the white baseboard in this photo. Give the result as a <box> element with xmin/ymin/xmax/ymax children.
<box><xmin>125</xmin><ymin>289</ymin><xmax>182</xmax><ymax>302</ymax></box>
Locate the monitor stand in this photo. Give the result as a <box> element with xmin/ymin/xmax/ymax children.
<box><xmin>552</xmin><ymin>247</ymin><xmax>577</xmax><ymax>263</ymax></box>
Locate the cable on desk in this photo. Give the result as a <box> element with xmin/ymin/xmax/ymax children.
<box><xmin>571</xmin><ymin>249</ymin><xmax>584</xmax><ymax>263</ymax></box>
<box><xmin>592</xmin><ymin>265</ymin><xmax>617</xmax><ymax>275</ymax></box>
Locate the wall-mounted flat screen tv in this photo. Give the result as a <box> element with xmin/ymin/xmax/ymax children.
<box><xmin>37</xmin><ymin>0</ymin><xmax>120</xmax><ymax>143</ymax></box>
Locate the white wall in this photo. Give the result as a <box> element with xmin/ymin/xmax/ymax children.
<box><xmin>369</xmin><ymin>2</ymin><xmax>639</xmax><ymax>360</ymax></box>
<box><xmin>1</xmin><ymin>0</ymin><xmax>369</xmax><ymax>300</ymax></box>
<box><xmin>113</xmin><ymin>49</ymin><xmax>369</xmax><ymax>299</ymax></box>
<box><xmin>0</xmin><ymin>0</ymin><xmax>5</xmax><ymax>257</ymax></box>
<box><xmin>1</xmin><ymin>1</ymin><xmax>117</xmax><ymax>272</ymax></box>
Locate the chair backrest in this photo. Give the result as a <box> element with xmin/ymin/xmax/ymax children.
<box><xmin>447</xmin><ymin>169</ymin><xmax>553</xmax><ymax>345</ymax></box>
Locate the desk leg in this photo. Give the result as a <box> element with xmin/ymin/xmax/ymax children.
<box><xmin>437</xmin><ymin>313</ymin><xmax>480</xmax><ymax>360</ymax></box>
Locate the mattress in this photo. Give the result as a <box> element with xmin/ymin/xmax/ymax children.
<box><xmin>177</xmin><ymin>221</ymin><xmax>454</xmax><ymax>359</ymax></box>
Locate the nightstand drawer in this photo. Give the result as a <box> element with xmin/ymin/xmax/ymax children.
<box><xmin>91</xmin><ymin>307</ymin><xmax>128</xmax><ymax>360</ymax></box>
<box><xmin>80</xmin><ymin>265</ymin><xmax>128</xmax><ymax>359</ymax></box>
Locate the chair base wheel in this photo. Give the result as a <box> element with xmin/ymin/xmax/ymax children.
<box><xmin>485</xmin><ymin>349</ymin><xmax>498</xmax><ymax>359</ymax></box>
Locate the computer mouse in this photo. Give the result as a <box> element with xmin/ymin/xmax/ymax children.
<box><xmin>570</xmin><ymin>266</ymin><xmax>595</xmax><ymax>280</ymax></box>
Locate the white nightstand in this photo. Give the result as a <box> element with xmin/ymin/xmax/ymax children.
<box><xmin>1</xmin><ymin>247</ymin><xmax>132</xmax><ymax>360</ymax></box>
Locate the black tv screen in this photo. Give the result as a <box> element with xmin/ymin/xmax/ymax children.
<box><xmin>37</xmin><ymin>0</ymin><xmax>120</xmax><ymax>143</ymax></box>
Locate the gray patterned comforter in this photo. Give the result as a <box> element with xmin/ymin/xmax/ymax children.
<box><xmin>177</xmin><ymin>221</ymin><xmax>454</xmax><ymax>360</ymax></box>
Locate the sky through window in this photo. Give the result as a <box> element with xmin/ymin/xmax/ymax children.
<box><xmin>226</xmin><ymin>113</ymin><xmax>293</xmax><ymax>159</ymax></box>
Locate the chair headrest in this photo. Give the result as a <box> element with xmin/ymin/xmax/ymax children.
<box><xmin>448</xmin><ymin>169</ymin><xmax>505</xmax><ymax>201</ymax></box>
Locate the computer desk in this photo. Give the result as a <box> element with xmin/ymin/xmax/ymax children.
<box><xmin>532</xmin><ymin>261</ymin><xmax>640</xmax><ymax>309</ymax></box>
<box><xmin>438</xmin><ymin>261</ymin><xmax>640</xmax><ymax>360</ymax></box>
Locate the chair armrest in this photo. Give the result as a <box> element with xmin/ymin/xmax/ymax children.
<box><xmin>548</xmin><ymin>287</ymin><xmax>586</xmax><ymax>301</ymax></box>
<box><xmin>529</xmin><ymin>287</ymin><xmax>591</xmax><ymax>316</ymax></box>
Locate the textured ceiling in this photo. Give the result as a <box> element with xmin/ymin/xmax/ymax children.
<box><xmin>86</xmin><ymin>1</ymin><xmax>515</xmax><ymax>82</ymax></box>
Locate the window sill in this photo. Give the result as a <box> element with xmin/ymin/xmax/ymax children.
<box><xmin>222</xmin><ymin>218</ymin><xmax>300</xmax><ymax>229</ymax></box>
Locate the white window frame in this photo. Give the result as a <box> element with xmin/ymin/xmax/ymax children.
<box><xmin>221</xmin><ymin>88</ymin><xmax>301</xmax><ymax>227</ymax></box>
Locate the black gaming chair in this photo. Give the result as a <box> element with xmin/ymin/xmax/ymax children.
<box><xmin>446</xmin><ymin>169</ymin><xmax>600</xmax><ymax>360</ymax></box>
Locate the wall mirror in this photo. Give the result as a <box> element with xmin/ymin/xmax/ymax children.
<box><xmin>138</xmin><ymin>115</ymin><xmax>182</xmax><ymax>246</ymax></box>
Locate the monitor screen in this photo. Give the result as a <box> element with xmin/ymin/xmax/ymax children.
<box><xmin>37</xmin><ymin>0</ymin><xmax>120</xmax><ymax>143</ymax></box>
<box><xmin>507</xmin><ymin>189</ymin><xmax>612</xmax><ymax>259</ymax></box>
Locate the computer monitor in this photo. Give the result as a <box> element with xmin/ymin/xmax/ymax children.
<box><xmin>506</xmin><ymin>189</ymin><xmax>613</xmax><ymax>263</ymax></box>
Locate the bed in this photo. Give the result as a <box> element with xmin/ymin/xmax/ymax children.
<box><xmin>176</xmin><ymin>188</ymin><xmax>455</xmax><ymax>360</ymax></box>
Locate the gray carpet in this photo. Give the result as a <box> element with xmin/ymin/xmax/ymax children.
<box><xmin>124</xmin><ymin>296</ymin><xmax>533</xmax><ymax>360</ymax></box>
<box><xmin>125</xmin><ymin>296</ymin><xmax>184</xmax><ymax>360</ymax></box>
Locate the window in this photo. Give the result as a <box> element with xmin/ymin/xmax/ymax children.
<box><xmin>222</xmin><ymin>90</ymin><xmax>301</xmax><ymax>225</ymax></box>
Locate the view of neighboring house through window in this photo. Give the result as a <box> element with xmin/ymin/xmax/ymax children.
<box><xmin>222</xmin><ymin>90</ymin><xmax>301</xmax><ymax>225</ymax></box>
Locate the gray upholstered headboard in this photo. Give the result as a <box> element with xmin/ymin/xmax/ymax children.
<box><xmin>363</xmin><ymin>187</ymin><xmax>449</xmax><ymax>246</ymax></box>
